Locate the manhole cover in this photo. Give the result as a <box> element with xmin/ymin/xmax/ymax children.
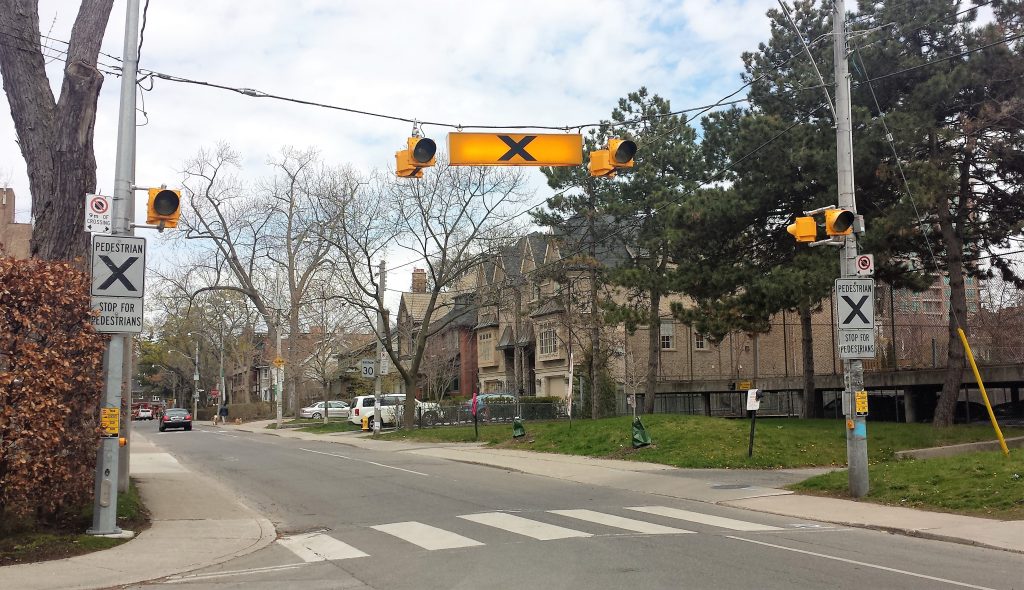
<box><xmin>711</xmin><ymin>484</ymin><xmax>751</xmax><ymax>490</ymax></box>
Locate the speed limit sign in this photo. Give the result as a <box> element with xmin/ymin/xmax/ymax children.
<box><xmin>855</xmin><ymin>254</ymin><xmax>874</xmax><ymax>276</ymax></box>
<box><xmin>360</xmin><ymin>358</ymin><xmax>375</xmax><ymax>378</ymax></box>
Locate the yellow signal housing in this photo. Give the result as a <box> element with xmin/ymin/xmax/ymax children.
<box><xmin>146</xmin><ymin>188</ymin><xmax>182</xmax><ymax>229</ymax></box>
<box><xmin>589</xmin><ymin>139</ymin><xmax>638</xmax><ymax>177</ymax></box>
<box><xmin>588</xmin><ymin>149</ymin><xmax>614</xmax><ymax>177</ymax></box>
<box><xmin>608</xmin><ymin>138</ymin><xmax>637</xmax><ymax>168</ymax></box>
<box><xmin>787</xmin><ymin>216</ymin><xmax>817</xmax><ymax>243</ymax></box>
<box><xmin>825</xmin><ymin>208</ymin><xmax>855</xmax><ymax>236</ymax></box>
<box><xmin>396</xmin><ymin>137</ymin><xmax>437</xmax><ymax>178</ymax></box>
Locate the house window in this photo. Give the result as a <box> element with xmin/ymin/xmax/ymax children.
<box><xmin>660</xmin><ymin>321</ymin><xmax>675</xmax><ymax>350</ymax></box>
<box><xmin>539</xmin><ymin>326</ymin><xmax>558</xmax><ymax>356</ymax></box>
<box><xmin>694</xmin><ymin>332</ymin><xmax>706</xmax><ymax>350</ymax></box>
<box><xmin>923</xmin><ymin>300</ymin><xmax>942</xmax><ymax>314</ymax></box>
<box><xmin>532</xmin><ymin>284</ymin><xmax>541</xmax><ymax>301</ymax></box>
<box><xmin>479</xmin><ymin>332</ymin><xmax>493</xmax><ymax>361</ymax></box>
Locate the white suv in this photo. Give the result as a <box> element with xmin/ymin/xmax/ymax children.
<box><xmin>349</xmin><ymin>394</ymin><xmax>440</xmax><ymax>427</ymax></box>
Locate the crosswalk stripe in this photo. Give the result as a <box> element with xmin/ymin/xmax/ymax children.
<box><xmin>549</xmin><ymin>509</ymin><xmax>695</xmax><ymax>535</ymax></box>
<box><xmin>277</xmin><ymin>532</ymin><xmax>369</xmax><ymax>562</ymax></box>
<box><xmin>626</xmin><ymin>506</ymin><xmax>782</xmax><ymax>531</ymax></box>
<box><xmin>459</xmin><ymin>512</ymin><xmax>592</xmax><ymax>540</ymax></box>
<box><xmin>371</xmin><ymin>521</ymin><xmax>484</xmax><ymax>550</ymax></box>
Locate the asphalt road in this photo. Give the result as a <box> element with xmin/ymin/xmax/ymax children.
<box><xmin>128</xmin><ymin>421</ymin><xmax>1024</xmax><ymax>590</ymax></box>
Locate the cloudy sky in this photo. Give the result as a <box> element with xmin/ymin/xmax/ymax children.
<box><xmin>1</xmin><ymin>0</ymin><xmax>780</xmax><ymax>297</ymax></box>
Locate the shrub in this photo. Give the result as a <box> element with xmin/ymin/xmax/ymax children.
<box><xmin>0</xmin><ymin>257</ymin><xmax>105</xmax><ymax>529</ymax></box>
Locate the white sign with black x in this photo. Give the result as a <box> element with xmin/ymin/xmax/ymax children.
<box><xmin>91</xmin><ymin>235</ymin><xmax>146</xmax><ymax>298</ymax></box>
<box><xmin>835</xmin><ymin>278</ymin><xmax>875</xmax><ymax>359</ymax></box>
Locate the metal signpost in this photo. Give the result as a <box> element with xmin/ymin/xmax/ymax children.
<box><xmin>89</xmin><ymin>0</ymin><xmax>141</xmax><ymax>536</ymax></box>
<box><xmin>832</xmin><ymin>0</ymin><xmax>870</xmax><ymax>497</ymax></box>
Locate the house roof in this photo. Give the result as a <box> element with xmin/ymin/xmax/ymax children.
<box><xmin>496</xmin><ymin>326</ymin><xmax>515</xmax><ymax>349</ymax></box>
<box><xmin>399</xmin><ymin>291</ymin><xmax>456</xmax><ymax>324</ymax></box>
<box><xmin>529</xmin><ymin>299</ymin><xmax>564</xmax><ymax>318</ymax></box>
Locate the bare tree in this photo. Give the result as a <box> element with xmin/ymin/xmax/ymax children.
<box><xmin>302</xmin><ymin>279</ymin><xmax>364</xmax><ymax>423</ymax></box>
<box><xmin>327</xmin><ymin>160</ymin><xmax>532</xmax><ymax>427</ymax></box>
<box><xmin>173</xmin><ymin>144</ymin><xmax>344</xmax><ymax>414</ymax></box>
<box><xmin>0</xmin><ymin>0</ymin><xmax>114</xmax><ymax>260</ymax></box>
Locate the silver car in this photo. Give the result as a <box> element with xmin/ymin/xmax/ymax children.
<box><xmin>299</xmin><ymin>400</ymin><xmax>350</xmax><ymax>419</ymax></box>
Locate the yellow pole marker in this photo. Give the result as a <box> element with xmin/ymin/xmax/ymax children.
<box><xmin>957</xmin><ymin>328</ymin><xmax>1009</xmax><ymax>456</ymax></box>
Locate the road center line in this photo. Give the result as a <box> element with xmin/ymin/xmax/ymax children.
<box><xmin>298</xmin><ymin>448</ymin><xmax>428</xmax><ymax>476</ymax></box>
<box><xmin>724</xmin><ymin>536</ymin><xmax>999</xmax><ymax>590</ymax></box>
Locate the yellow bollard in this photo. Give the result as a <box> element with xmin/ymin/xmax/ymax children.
<box><xmin>957</xmin><ymin>328</ymin><xmax>1010</xmax><ymax>456</ymax></box>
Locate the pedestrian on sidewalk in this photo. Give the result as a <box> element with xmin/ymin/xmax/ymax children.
<box><xmin>218</xmin><ymin>404</ymin><xmax>229</xmax><ymax>426</ymax></box>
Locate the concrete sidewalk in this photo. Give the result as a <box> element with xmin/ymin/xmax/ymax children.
<box><xmin>0</xmin><ymin>430</ymin><xmax>276</xmax><ymax>590</ymax></box>
<box><xmin>241</xmin><ymin>419</ymin><xmax>1024</xmax><ymax>554</ymax></box>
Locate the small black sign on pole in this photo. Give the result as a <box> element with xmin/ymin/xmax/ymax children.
<box><xmin>747</xmin><ymin>409</ymin><xmax>758</xmax><ymax>458</ymax></box>
<box><xmin>745</xmin><ymin>389</ymin><xmax>763</xmax><ymax>458</ymax></box>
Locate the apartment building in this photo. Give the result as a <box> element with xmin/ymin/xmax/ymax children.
<box><xmin>0</xmin><ymin>188</ymin><xmax>31</xmax><ymax>258</ymax></box>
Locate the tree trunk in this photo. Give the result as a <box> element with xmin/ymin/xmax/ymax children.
<box><xmin>643</xmin><ymin>290</ymin><xmax>661</xmax><ymax>414</ymax></box>
<box><xmin>933</xmin><ymin>154</ymin><xmax>971</xmax><ymax>427</ymax></box>
<box><xmin>798</xmin><ymin>303</ymin><xmax>820</xmax><ymax>418</ymax></box>
<box><xmin>0</xmin><ymin>0</ymin><xmax>114</xmax><ymax>262</ymax></box>
<box><xmin>287</xmin><ymin>309</ymin><xmax>302</xmax><ymax>415</ymax></box>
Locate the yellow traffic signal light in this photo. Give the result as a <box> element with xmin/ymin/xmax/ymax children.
<box><xmin>787</xmin><ymin>216</ymin><xmax>817</xmax><ymax>243</ymax></box>
<box><xmin>146</xmin><ymin>188</ymin><xmax>181</xmax><ymax>229</ymax></box>
<box><xmin>608</xmin><ymin>138</ymin><xmax>636</xmax><ymax>168</ymax></box>
<box><xmin>396</xmin><ymin>137</ymin><xmax>437</xmax><ymax>178</ymax></box>
<box><xmin>825</xmin><ymin>208</ymin><xmax>855</xmax><ymax>236</ymax></box>
<box><xmin>589</xmin><ymin>138</ymin><xmax>637</xmax><ymax>177</ymax></box>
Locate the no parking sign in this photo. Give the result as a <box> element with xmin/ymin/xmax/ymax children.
<box><xmin>855</xmin><ymin>254</ymin><xmax>874</xmax><ymax>276</ymax></box>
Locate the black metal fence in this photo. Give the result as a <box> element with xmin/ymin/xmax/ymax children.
<box><xmin>399</xmin><ymin>401</ymin><xmax>569</xmax><ymax>428</ymax></box>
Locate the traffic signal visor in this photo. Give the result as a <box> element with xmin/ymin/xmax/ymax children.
<box><xmin>608</xmin><ymin>139</ymin><xmax>637</xmax><ymax>167</ymax></box>
<box><xmin>786</xmin><ymin>216</ymin><xmax>816</xmax><ymax>243</ymax></box>
<box><xmin>396</xmin><ymin>137</ymin><xmax>437</xmax><ymax>178</ymax></box>
<box><xmin>146</xmin><ymin>188</ymin><xmax>181</xmax><ymax>228</ymax></box>
<box><xmin>825</xmin><ymin>208</ymin><xmax>855</xmax><ymax>236</ymax></box>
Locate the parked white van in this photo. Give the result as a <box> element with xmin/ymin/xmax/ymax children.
<box><xmin>349</xmin><ymin>394</ymin><xmax>439</xmax><ymax>427</ymax></box>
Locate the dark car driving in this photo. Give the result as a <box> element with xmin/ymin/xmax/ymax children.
<box><xmin>159</xmin><ymin>408</ymin><xmax>192</xmax><ymax>432</ymax></box>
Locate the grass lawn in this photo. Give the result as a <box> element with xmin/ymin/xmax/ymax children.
<box><xmin>379</xmin><ymin>414</ymin><xmax>1024</xmax><ymax>469</ymax></box>
<box><xmin>298</xmin><ymin>420</ymin><xmax>363</xmax><ymax>434</ymax></box>
<box><xmin>791</xmin><ymin>450</ymin><xmax>1024</xmax><ymax>520</ymax></box>
<box><xmin>0</xmin><ymin>480</ymin><xmax>150</xmax><ymax>566</ymax></box>
<box><xmin>265</xmin><ymin>418</ymin><xmax>344</xmax><ymax>429</ymax></box>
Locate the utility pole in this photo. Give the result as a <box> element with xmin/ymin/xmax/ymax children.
<box><xmin>276</xmin><ymin>316</ymin><xmax>284</xmax><ymax>430</ymax></box>
<box><xmin>833</xmin><ymin>0</ymin><xmax>869</xmax><ymax>497</ymax></box>
<box><xmin>193</xmin><ymin>339</ymin><xmax>200</xmax><ymax>419</ymax></box>
<box><xmin>89</xmin><ymin>0</ymin><xmax>139</xmax><ymax>536</ymax></box>
<box><xmin>373</xmin><ymin>260</ymin><xmax>385</xmax><ymax>436</ymax></box>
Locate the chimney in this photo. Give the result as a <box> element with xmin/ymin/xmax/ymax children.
<box><xmin>411</xmin><ymin>268</ymin><xmax>426</xmax><ymax>293</ymax></box>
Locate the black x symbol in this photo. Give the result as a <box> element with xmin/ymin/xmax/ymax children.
<box><xmin>98</xmin><ymin>255</ymin><xmax>139</xmax><ymax>291</ymax></box>
<box><xmin>842</xmin><ymin>295</ymin><xmax>869</xmax><ymax>324</ymax></box>
<box><xmin>498</xmin><ymin>135</ymin><xmax>537</xmax><ymax>161</ymax></box>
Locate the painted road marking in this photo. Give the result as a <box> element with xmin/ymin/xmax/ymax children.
<box><xmin>726</xmin><ymin>536</ymin><xmax>1000</xmax><ymax>590</ymax></box>
<box><xmin>371</xmin><ymin>521</ymin><xmax>484</xmax><ymax>550</ymax></box>
<box><xmin>549</xmin><ymin>509</ymin><xmax>694</xmax><ymax>535</ymax></box>
<box><xmin>459</xmin><ymin>512</ymin><xmax>591</xmax><ymax>540</ymax></box>
<box><xmin>278</xmin><ymin>532</ymin><xmax>368</xmax><ymax>562</ymax></box>
<box><xmin>298</xmin><ymin>448</ymin><xmax>428</xmax><ymax>476</ymax></box>
<box><xmin>163</xmin><ymin>563</ymin><xmax>308</xmax><ymax>583</ymax></box>
<box><xmin>627</xmin><ymin>506</ymin><xmax>781</xmax><ymax>532</ymax></box>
